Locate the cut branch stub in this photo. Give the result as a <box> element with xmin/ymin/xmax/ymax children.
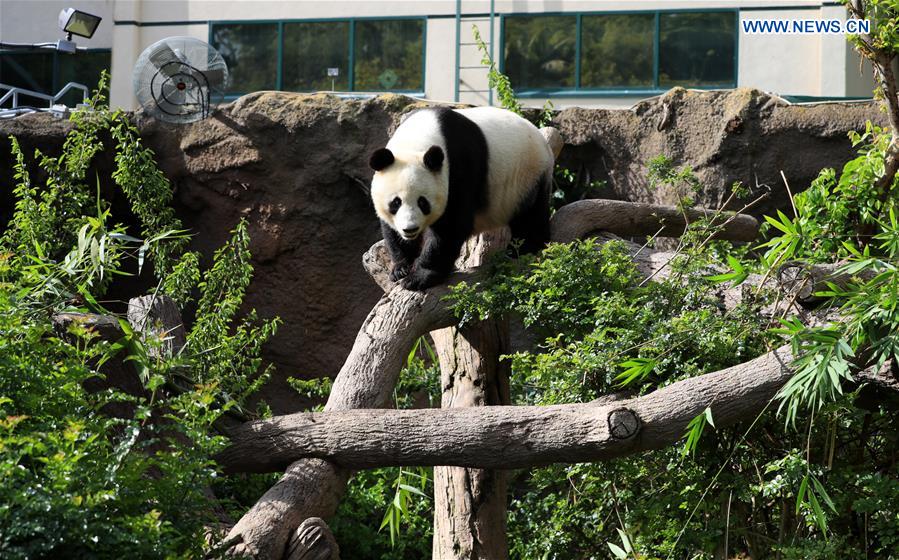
<box><xmin>608</xmin><ymin>408</ymin><xmax>640</xmax><ymax>440</ymax></box>
<box><xmin>777</xmin><ymin>261</ymin><xmax>876</xmax><ymax>306</ymax></box>
<box><xmin>550</xmin><ymin>199</ymin><xmax>759</xmax><ymax>244</ymax></box>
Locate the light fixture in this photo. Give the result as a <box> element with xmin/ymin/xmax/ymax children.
<box><xmin>58</xmin><ymin>8</ymin><xmax>102</xmax><ymax>40</ymax></box>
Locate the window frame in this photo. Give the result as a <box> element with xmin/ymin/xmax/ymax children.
<box><xmin>499</xmin><ymin>9</ymin><xmax>738</xmax><ymax>98</ymax></box>
<box><xmin>209</xmin><ymin>16</ymin><xmax>427</xmax><ymax>99</ymax></box>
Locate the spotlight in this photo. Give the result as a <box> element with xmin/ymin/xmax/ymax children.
<box><xmin>58</xmin><ymin>8</ymin><xmax>102</xmax><ymax>40</ymax></box>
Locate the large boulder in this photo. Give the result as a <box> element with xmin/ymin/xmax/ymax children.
<box><xmin>554</xmin><ymin>87</ymin><xmax>887</xmax><ymax>214</ymax></box>
<box><xmin>0</xmin><ymin>89</ymin><xmax>886</xmax><ymax>413</ymax></box>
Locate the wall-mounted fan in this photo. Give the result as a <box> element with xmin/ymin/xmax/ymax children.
<box><xmin>132</xmin><ymin>36</ymin><xmax>229</xmax><ymax>124</ymax></box>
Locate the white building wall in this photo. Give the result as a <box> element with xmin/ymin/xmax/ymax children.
<box><xmin>1</xmin><ymin>0</ymin><xmax>881</xmax><ymax>111</ymax></box>
<box><xmin>738</xmin><ymin>9</ymin><xmax>822</xmax><ymax>97</ymax></box>
<box><xmin>425</xmin><ymin>17</ymin><xmax>456</xmax><ymax>103</ymax></box>
<box><xmin>0</xmin><ymin>0</ymin><xmax>115</xmax><ymax>47</ymax></box>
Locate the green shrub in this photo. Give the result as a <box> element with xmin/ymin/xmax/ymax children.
<box><xmin>0</xmin><ymin>75</ymin><xmax>277</xmax><ymax>557</ymax></box>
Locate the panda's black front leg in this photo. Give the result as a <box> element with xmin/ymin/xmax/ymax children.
<box><xmin>402</xmin><ymin>220</ymin><xmax>469</xmax><ymax>291</ymax></box>
<box><xmin>381</xmin><ymin>220</ymin><xmax>421</xmax><ymax>282</ymax></box>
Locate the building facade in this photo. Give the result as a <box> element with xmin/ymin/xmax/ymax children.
<box><xmin>0</xmin><ymin>0</ymin><xmax>875</xmax><ymax>111</ymax></box>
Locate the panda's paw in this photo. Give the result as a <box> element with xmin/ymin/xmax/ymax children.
<box><xmin>389</xmin><ymin>263</ymin><xmax>411</xmax><ymax>282</ymax></box>
<box><xmin>401</xmin><ymin>267</ymin><xmax>444</xmax><ymax>291</ymax></box>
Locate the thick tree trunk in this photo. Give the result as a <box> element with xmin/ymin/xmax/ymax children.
<box><xmin>217</xmin><ymin>346</ymin><xmax>795</xmax><ymax>471</ymax></box>
<box><xmin>431</xmin><ymin>233</ymin><xmax>511</xmax><ymax>560</ymax></box>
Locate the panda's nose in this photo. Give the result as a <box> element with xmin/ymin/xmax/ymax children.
<box><xmin>403</xmin><ymin>227</ymin><xmax>418</xmax><ymax>235</ymax></box>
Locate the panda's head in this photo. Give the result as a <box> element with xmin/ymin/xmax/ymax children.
<box><xmin>369</xmin><ymin>145</ymin><xmax>447</xmax><ymax>241</ymax></box>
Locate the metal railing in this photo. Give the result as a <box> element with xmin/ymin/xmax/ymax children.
<box><xmin>0</xmin><ymin>81</ymin><xmax>90</xmax><ymax>118</ymax></box>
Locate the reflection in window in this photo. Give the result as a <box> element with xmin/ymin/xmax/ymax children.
<box><xmin>504</xmin><ymin>16</ymin><xmax>576</xmax><ymax>89</ymax></box>
<box><xmin>283</xmin><ymin>21</ymin><xmax>349</xmax><ymax>91</ymax></box>
<box><xmin>580</xmin><ymin>14</ymin><xmax>654</xmax><ymax>88</ymax></box>
<box><xmin>57</xmin><ymin>51</ymin><xmax>111</xmax><ymax>106</ymax></box>
<box><xmin>0</xmin><ymin>50</ymin><xmax>110</xmax><ymax>107</ymax></box>
<box><xmin>659</xmin><ymin>13</ymin><xmax>735</xmax><ymax>87</ymax></box>
<box><xmin>212</xmin><ymin>23</ymin><xmax>278</xmax><ymax>93</ymax></box>
<box><xmin>354</xmin><ymin>19</ymin><xmax>424</xmax><ymax>91</ymax></box>
<box><xmin>0</xmin><ymin>52</ymin><xmax>55</xmax><ymax>104</ymax></box>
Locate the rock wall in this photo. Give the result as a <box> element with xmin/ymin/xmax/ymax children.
<box><xmin>0</xmin><ymin>89</ymin><xmax>886</xmax><ymax>413</ymax></box>
<box><xmin>554</xmin><ymin>87</ymin><xmax>886</xmax><ymax>214</ymax></box>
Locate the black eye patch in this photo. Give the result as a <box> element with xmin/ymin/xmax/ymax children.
<box><xmin>418</xmin><ymin>197</ymin><xmax>431</xmax><ymax>215</ymax></box>
<box><xmin>388</xmin><ymin>197</ymin><xmax>402</xmax><ymax>215</ymax></box>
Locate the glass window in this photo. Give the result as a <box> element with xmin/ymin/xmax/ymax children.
<box><xmin>580</xmin><ymin>14</ymin><xmax>654</xmax><ymax>89</ymax></box>
<box><xmin>503</xmin><ymin>16</ymin><xmax>576</xmax><ymax>89</ymax></box>
<box><xmin>0</xmin><ymin>52</ymin><xmax>54</xmax><ymax>106</ymax></box>
<box><xmin>211</xmin><ymin>23</ymin><xmax>278</xmax><ymax>94</ymax></box>
<box><xmin>283</xmin><ymin>21</ymin><xmax>349</xmax><ymax>92</ymax></box>
<box><xmin>0</xmin><ymin>50</ymin><xmax>109</xmax><ymax>108</ymax></box>
<box><xmin>659</xmin><ymin>12</ymin><xmax>735</xmax><ymax>87</ymax></box>
<box><xmin>57</xmin><ymin>50</ymin><xmax>111</xmax><ymax>106</ymax></box>
<box><xmin>353</xmin><ymin>19</ymin><xmax>423</xmax><ymax>91</ymax></box>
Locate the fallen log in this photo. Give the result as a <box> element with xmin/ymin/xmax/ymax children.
<box><xmin>217</xmin><ymin>346</ymin><xmax>794</xmax><ymax>472</ymax></box>
<box><xmin>550</xmin><ymin>199</ymin><xmax>759</xmax><ymax>244</ymax></box>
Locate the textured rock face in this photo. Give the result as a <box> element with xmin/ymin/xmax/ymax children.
<box><xmin>554</xmin><ymin>87</ymin><xmax>887</xmax><ymax>214</ymax></box>
<box><xmin>0</xmin><ymin>89</ymin><xmax>885</xmax><ymax>413</ymax></box>
<box><xmin>136</xmin><ymin>93</ymin><xmax>427</xmax><ymax>413</ymax></box>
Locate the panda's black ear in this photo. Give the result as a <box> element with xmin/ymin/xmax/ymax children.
<box><xmin>370</xmin><ymin>148</ymin><xmax>395</xmax><ymax>171</ymax></box>
<box><xmin>423</xmin><ymin>145</ymin><xmax>444</xmax><ymax>172</ymax></box>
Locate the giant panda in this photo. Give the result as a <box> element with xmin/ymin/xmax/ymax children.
<box><xmin>369</xmin><ymin>106</ymin><xmax>554</xmax><ymax>291</ymax></box>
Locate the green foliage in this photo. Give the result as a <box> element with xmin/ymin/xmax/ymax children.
<box><xmin>2</xmin><ymin>72</ymin><xmax>188</xmax><ymax>284</ymax></box>
<box><xmin>551</xmin><ymin>165</ymin><xmax>606</xmax><ymax>211</ymax></box>
<box><xmin>444</xmin><ymin>238</ymin><xmax>783</xmax><ymax>558</ymax></box>
<box><xmin>647</xmin><ymin>154</ymin><xmax>702</xmax><ymax>210</ymax></box>
<box><xmin>607</xmin><ymin>528</ymin><xmax>637</xmax><ymax>559</ymax></box>
<box><xmin>762</xmin><ymin>126</ymin><xmax>899</xmax><ymax>432</ymax></box>
<box><xmin>331</xmin><ymin>467</ymin><xmax>433</xmax><ymax>559</ymax></box>
<box><xmin>682</xmin><ymin>407</ymin><xmax>715</xmax><ymax>458</ymax></box>
<box><xmin>187</xmin><ymin>219</ymin><xmax>281</xmax><ymax>411</ymax></box>
<box><xmin>772</xmin><ymin>320</ymin><xmax>855</xmax><ymax>427</ymax></box>
<box><xmin>0</xmin><ymin>241</ymin><xmax>228</xmax><ymax>558</ymax></box>
<box><xmin>472</xmin><ymin>24</ymin><xmax>522</xmax><ymax>115</ymax></box>
<box><xmin>449</xmin><ymin>239</ymin><xmax>765</xmax><ymax>407</ymax></box>
<box><xmin>108</xmin><ymin>111</ymin><xmax>189</xmax><ymax>278</ymax></box>
<box><xmin>758</xmin><ymin>123</ymin><xmax>898</xmax><ymax>263</ymax></box>
<box><xmin>287</xmin><ymin>376</ymin><xmax>333</xmax><ymax>407</ymax></box>
<box><xmin>844</xmin><ymin>0</ymin><xmax>899</xmax><ymax>89</ymax></box>
<box><xmin>379</xmin><ymin>468</ymin><xmax>430</xmax><ymax>547</ymax></box>
<box><xmin>0</xmin><ymin>78</ymin><xmax>278</xmax><ymax>557</ymax></box>
<box><xmin>749</xmin><ymin>19</ymin><xmax>899</xmax><ymax>551</ymax></box>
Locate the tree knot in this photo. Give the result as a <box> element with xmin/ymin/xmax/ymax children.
<box><xmin>608</xmin><ymin>408</ymin><xmax>640</xmax><ymax>440</ymax></box>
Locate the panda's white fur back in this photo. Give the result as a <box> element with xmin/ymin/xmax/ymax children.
<box><xmin>386</xmin><ymin>107</ymin><xmax>553</xmax><ymax>233</ymax></box>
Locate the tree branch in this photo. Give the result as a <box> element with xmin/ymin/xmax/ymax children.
<box><xmin>549</xmin><ymin>199</ymin><xmax>759</xmax><ymax>244</ymax></box>
<box><xmin>217</xmin><ymin>346</ymin><xmax>794</xmax><ymax>472</ymax></box>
